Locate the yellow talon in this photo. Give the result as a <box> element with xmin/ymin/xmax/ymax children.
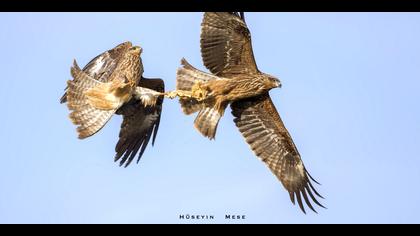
<box><xmin>191</xmin><ymin>81</ymin><xmax>207</xmax><ymax>101</ymax></box>
<box><xmin>164</xmin><ymin>83</ymin><xmax>208</xmax><ymax>101</ymax></box>
<box><xmin>164</xmin><ymin>91</ymin><xmax>178</xmax><ymax>99</ymax></box>
<box><xmin>164</xmin><ymin>90</ymin><xmax>192</xmax><ymax>99</ymax></box>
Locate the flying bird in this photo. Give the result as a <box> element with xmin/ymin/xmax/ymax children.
<box><xmin>174</xmin><ymin>12</ymin><xmax>324</xmax><ymax>213</ymax></box>
<box><xmin>61</xmin><ymin>41</ymin><xmax>165</xmax><ymax>167</ymax></box>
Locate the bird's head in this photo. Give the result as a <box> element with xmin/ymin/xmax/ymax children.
<box><xmin>128</xmin><ymin>46</ymin><xmax>143</xmax><ymax>56</ymax></box>
<box><xmin>266</xmin><ymin>75</ymin><xmax>282</xmax><ymax>89</ymax></box>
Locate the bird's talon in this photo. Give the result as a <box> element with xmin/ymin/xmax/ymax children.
<box><xmin>164</xmin><ymin>90</ymin><xmax>193</xmax><ymax>99</ymax></box>
<box><xmin>164</xmin><ymin>91</ymin><xmax>177</xmax><ymax>99</ymax></box>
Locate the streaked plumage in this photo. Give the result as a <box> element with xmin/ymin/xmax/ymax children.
<box><xmin>231</xmin><ymin>94</ymin><xmax>324</xmax><ymax>213</ymax></box>
<box><xmin>176</xmin><ymin>12</ymin><xmax>324</xmax><ymax>213</ymax></box>
<box><xmin>61</xmin><ymin>42</ymin><xmax>164</xmax><ymax>167</ymax></box>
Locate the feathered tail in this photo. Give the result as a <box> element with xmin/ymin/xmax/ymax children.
<box><xmin>176</xmin><ymin>58</ymin><xmax>225</xmax><ymax>140</ymax></box>
<box><xmin>194</xmin><ymin>105</ymin><xmax>226</xmax><ymax>140</ymax></box>
<box><xmin>176</xmin><ymin>58</ymin><xmax>216</xmax><ymax>114</ymax></box>
<box><xmin>66</xmin><ymin>60</ymin><xmax>115</xmax><ymax>139</ymax></box>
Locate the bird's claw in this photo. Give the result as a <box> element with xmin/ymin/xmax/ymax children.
<box><xmin>163</xmin><ymin>91</ymin><xmax>177</xmax><ymax>99</ymax></box>
<box><xmin>164</xmin><ymin>84</ymin><xmax>207</xmax><ymax>101</ymax></box>
<box><xmin>164</xmin><ymin>90</ymin><xmax>193</xmax><ymax>99</ymax></box>
<box><xmin>191</xmin><ymin>82</ymin><xmax>207</xmax><ymax>101</ymax></box>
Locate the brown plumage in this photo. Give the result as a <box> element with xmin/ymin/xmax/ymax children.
<box><xmin>60</xmin><ymin>41</ymin><xmax>133</xmax><ymax>104</ymax></box>
<box><xmin>177</xmin><ymin>58</ymin><xmax>279</xmax><ymax>139</ymax></box>
<box><xmin>114</xmin><ymin>78</ymin><xmax>164</xmax><ymax>167</ymax></box>
<box><xmin>61</xmin><ymin>42</ymin><xmax>164</xmax><ymax>167</ymax></box>
<box><xmin>176</xmin><ymin>12</ymin><xmax>324</xmax><ymax>213</ymax></box>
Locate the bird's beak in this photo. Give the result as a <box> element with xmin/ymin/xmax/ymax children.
<box><xmin>276</xmin><ymin>79</ymin><xmax>282</xmax><ymax>88</ymax></box>
<box><xmin>131</xmin><ymin>46</ymin><xmax>142</xmax><ymax>54</ymax></box>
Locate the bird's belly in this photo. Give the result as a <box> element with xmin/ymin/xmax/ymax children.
<box><xmin>211</xmin><ymin>79</ymin><xmax>266</xmax><ymax>102</ymax></box>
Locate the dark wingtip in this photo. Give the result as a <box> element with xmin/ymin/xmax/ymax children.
<box><xmin>301</xmin><ymin>188</ymin><xmax>317</xmax><ymax>214</ymax></box>
<box><xmin>151</xmin><ymin>120</ymin><xmax>161</xmax><ymax>147</ymax></box>
<box><xmin>240</xmin><ymin>12</ymin><xmax>245</xmax><ymax>22</ymax></box>
<box><xmin>305</xmin><ymin>185</ymin><xmax>326</xmax><ymax>209</ymax></box>
<box><xmin>60</xmin><ymin>94</ymin><xmax>67</xmax><ymax>104</ymax></box>
<box><xmin>289</xmin><ymin>192</ymin><xmax>295</xmax><ymax>205</ymax></box>
<box><xmin>136</xmin><ymin>152</ymin><xmax>144</xmax><ymax>164</ymax></box>
<box><xmin>114</xmin><ymin>151</ymin><xmax>122</xmax><ymax>162</ymax></box>
<box><xmin>306</xmin><ymin>169</ymin><xmax>321</xmax><ymax>185</ymax></box>
<box><xmin>308</xmin><ymin>180</ymin><xmax>324</xmax><ymax>199</ymax></box>
<box><xmin>295</xmin><ymin>191</ymin><xmax>306</xmax><ymax>214</ymax></box>
<box><xmin>119</xmin><ymin>160</ymin><xmax>125</xmax><ymax>167</ymax></box>
<box><xmin>290</xmin><ymin>180</ymin><xmax>325</xmax><ymax>214</ymax></box>
<box><xmin>114</xmin><ymin>153</ymin><xmax>127</xmax><ymax>168</ymax></box>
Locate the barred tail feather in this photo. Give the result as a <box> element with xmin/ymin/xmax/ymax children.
<box><xmin>180</xmin><ymin>98</ymin><xmax>203</xmax><ymax>115</ymax></box>
<box><xmin>176</xmin><ymin>58</ymin><xmax>218</xmax><ymax>115</ymax></box>
<box><xmin>60</xmin><ymin>60</ymin><xmax>82</xmax><ymax>104</ymax></box>
<box><xmin>176</xmin><ymin>58</ymin><xmax>217</xmax><ymax>91</ymax></box>
<box><xmin>66</xmin><ymin>60</ymin><xmax>115</xmax><ymax>139</ymax></box>
<box><xmin>194</xmin><ymin>106</ymin><xmax>224</xmax><ymax>140</ymax></box>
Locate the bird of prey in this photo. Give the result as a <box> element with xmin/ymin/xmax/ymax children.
<box><xmin>60</xmin><ymin>41</ymin><xmax>165</xmax><ymax>167</ymax></box>
<box><xmin>173</xmin><ymin>12</ymin><xmax>324</xmax><ymax>213</ymax></box>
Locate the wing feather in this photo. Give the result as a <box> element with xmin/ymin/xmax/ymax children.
<box><xmin>200</xmin><ymin>12</ymin><xmax>258</xmax><ymax>76</ymax></box>
<box><xmin>231</xmin><ymin>93</ymin><xmax>324</xmax><ymax>213</ymax></box>
<box><xmin>114</xmin><ymin>78</ymin><xmax>164</xmax><ymax>167</ymax></box>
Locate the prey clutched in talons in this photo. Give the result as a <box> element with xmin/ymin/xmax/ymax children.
<box><xmin>165</xmin><ymin>81</ymin><xmax>208</xmax><ymax>101</ymax></box>
<box><xmin>164</xmin><ymin>90</ymin><xmax>193</xmax><ymax>100</ymax></box>
<box><xmin>190</xmin><ymin>81</ymin><xmax>207</xmax><ymax>101</ymax></box>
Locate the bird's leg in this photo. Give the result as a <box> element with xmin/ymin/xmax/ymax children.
<box><xmin>164</xmin><ymin>86</ymin><xmax>207</xmax><ymax>101</ymax></box>
<box><xmin>133</xmin><ymin>87</ymin><xmax>165</xmax><ymax>107</ymax></box>
<box><xmin>214</xmin><ymin>96</ymin><xmax>226</xmax><ymax>116</ymax></box>
<box><xmin>190</xmin><ymin>81</ymin><xmax>207</xmax><ymax>101</ymax></box>
<box><xmin>164</xmin><ymin>81</ymin><xmax>208</xmax><ymax>101</ymax></box>
<box><xmin>164</xmin><ymin>90</ymin><xmax>193</xmax><ymax>99</ymax></box>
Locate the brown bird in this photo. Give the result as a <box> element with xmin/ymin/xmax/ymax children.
<box><xmin>61</xmin><ymin>41</ymin><xmax>165</xmax><ymax>167</ymax></box>
<box><xmin>174</xmin><ymin>12</ymin><xmax>324</xmax><ymax>213</ymax></box>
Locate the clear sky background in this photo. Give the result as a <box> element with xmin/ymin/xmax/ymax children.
<box><xmin>0</xmin><ymin>13</ymin><xmax>419</xmax><ymax>224</ymax></box>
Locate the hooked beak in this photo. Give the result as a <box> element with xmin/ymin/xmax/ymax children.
<box><xmin>130</xmin><ymin>46</ymin><xmax>142</xmax><ymax>54</ymax></box>
<box><xmin>275</xmin><ymin>78</ymin><xmax>282</xmax><ymax>88</ymax></box>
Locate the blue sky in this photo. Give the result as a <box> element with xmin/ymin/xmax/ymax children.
<box><xmin>0</xmin><ymin>13</ymin><xmax>419</xmax><ymax>224</ymax></box>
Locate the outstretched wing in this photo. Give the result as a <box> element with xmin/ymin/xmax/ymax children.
<box><xmin>114</xmin><ymin>78</ymin><xmax>164</xmax><ymax>167</ymax></box>
<box><xmin>200</xmin><ymin>12</ymin><xmax>258</xmax><ymax>77</ymax></box>
<box><xmin>60</xmin><ymin>41</ymin><xmax>132</xmax><ymax>103</ymax></box>
<box><xmin>231</xmin><ymin>93</ymin><xmax>325</xmax><ymax>213</ymax></box>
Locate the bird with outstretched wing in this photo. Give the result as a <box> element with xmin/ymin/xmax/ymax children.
<box><xmin>61</xmin><ymin>41</ymin><xmax>164</xmax><ymax>167</ymax></box>
<box><xmin>173</xmin><ymin>12</ymin><xmax>324</xmax><ymax>213</ymax></box>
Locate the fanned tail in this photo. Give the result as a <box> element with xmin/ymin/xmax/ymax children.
<box><xmin>194</xmin><ymin>104</ymin><xmax>226</xmax><ymax>140</ymax></box>
<box><xmin>176</xmin><ymin>58</ymin><xmax>218</xmax><ymax>115</ymax></box>
<box><xmin>66</xmin><ymin>60</ymin><xmax>115</xmax><ymax>139</ymax></box>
